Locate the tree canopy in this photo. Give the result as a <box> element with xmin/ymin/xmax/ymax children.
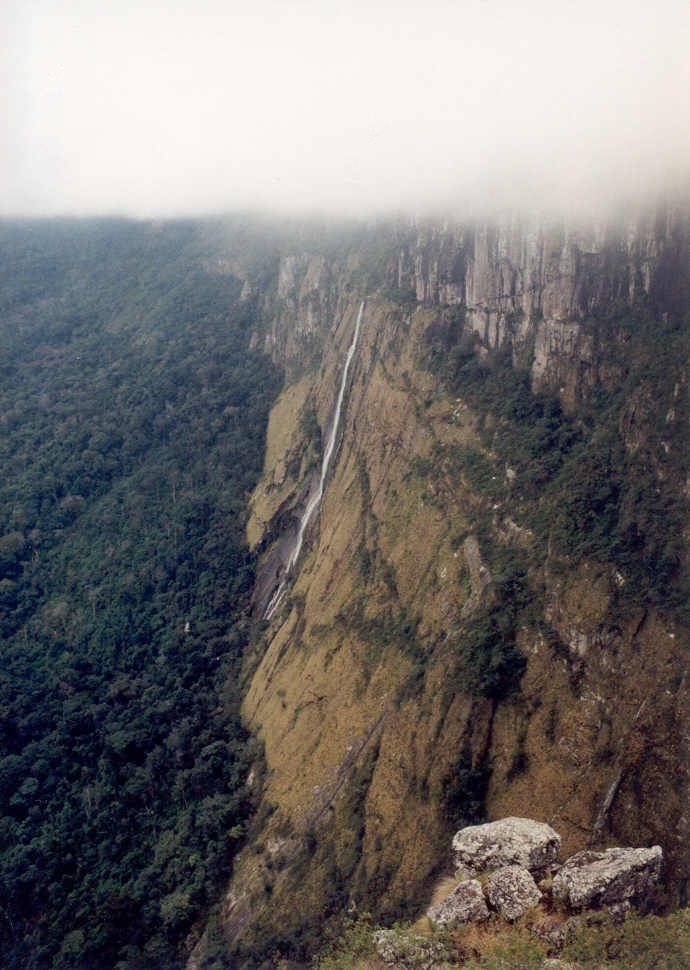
<box><xmin>0</xmin><ymin>218</ymin><xmax>282</xmax><ymax>968</ymax></box>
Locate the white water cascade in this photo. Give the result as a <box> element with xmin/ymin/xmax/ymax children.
<box><xmin>265</xmin><ymin>300</ymin><xmax>365</xmax><ymax>619</ymax></box>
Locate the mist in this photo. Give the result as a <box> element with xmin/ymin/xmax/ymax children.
<box><xmin>3</xmin><ymin>0</ymin><xmax>689</xmax><ymax>220</ymax></box>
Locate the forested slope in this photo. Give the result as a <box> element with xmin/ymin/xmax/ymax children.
<box><xmin>0</xmin><ymin>219</ymin><xmax>282</xmax><ymax>968</ymax></box>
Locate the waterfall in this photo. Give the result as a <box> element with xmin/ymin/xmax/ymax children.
<box><xmin>265</xmin><ymin>300</ymin><xmax>365</xmax><ymax>619</ymax></box>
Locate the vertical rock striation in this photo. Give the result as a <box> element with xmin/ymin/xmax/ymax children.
<box><xmin>394</xmin><ymin>203</ymin><xmax>689</xmax><ymax>406</ymax></box>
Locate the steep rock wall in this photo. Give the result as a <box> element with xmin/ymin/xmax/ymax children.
<box><xmin>394</xmin><ymin>204</ymin><xmax>689</xmax><ymax>407</ymax></box>
<box><xmin>259</xmin><ymin>203</ymin><xmax>689</xmax><ymax>409</ymax></box>
<box><xmin>197</xmin><ymin>205</ymin><xmax>690</xmax><ymax>966</ymax></box>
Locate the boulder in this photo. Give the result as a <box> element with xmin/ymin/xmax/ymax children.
<box><xmin>608</xmin><ymin>900</ymin><xmax>631</xmax><ymax>924</ymax></box>
<box><xmin>486</xmin><ymin>865</ymin><xmax>542</xmax><ymax>921</ymax></box>
<box><xmin>531</xmin><ymin>914</ymin><xmax>584</xmax><ymax>951</ymax></box>
<box><xmin>427</xmin><ymin>878</ymin><xmax>489</xmax><ymax>926</ymax></box>
<box><xmin>452</xmin><ymin>817</ymin><xmax>561</xmax><ymax>873</ymax></box>
<box><xmin>374</xmin><ymin>929</ymin><xmax>448</xmax><ymax>970</ymax></box>
<box><xmin>552</xmin><ymin>846</ymin><xmax>663</xmax><ymax>909</ymax></box>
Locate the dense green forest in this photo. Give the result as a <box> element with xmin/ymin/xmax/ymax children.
<box><xmin>0</xmin><ymin>220</ymin><xmax>282</xmax><ymax>968</ymax></box>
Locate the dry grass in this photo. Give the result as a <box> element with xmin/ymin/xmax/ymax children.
<box><xmin>429</xmin><ymin>874</ymin><xmax>463</xmax><ymax>909</ymax></box>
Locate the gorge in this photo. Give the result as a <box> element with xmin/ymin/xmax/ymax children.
<box><xmin>0</xmin><ymin>205</ymin><xmax>687</xmax><ymax>970</ymax></box>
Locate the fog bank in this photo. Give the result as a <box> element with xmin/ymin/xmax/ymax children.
<box><xmin>3</xmin><ymin>0</ymin><xmax>689</xmax><ymax>219</ymax></box>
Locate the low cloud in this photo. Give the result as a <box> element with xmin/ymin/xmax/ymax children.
<box><xmin>3</xmin><ymin>0</ymin><xmax>689</xmax><ymax>219</ymax></box>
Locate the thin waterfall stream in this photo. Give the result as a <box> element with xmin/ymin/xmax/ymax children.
<box><xmin>264</xmin><ymin>300</ymin><xmax>365</xmax><ymax>619</ymax></box>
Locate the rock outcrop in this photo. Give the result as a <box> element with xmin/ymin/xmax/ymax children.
<box><xmin>427</xmin><ymin>818</ymin><xmax>662</xmax><ymax>931</ymax></box>
<box><xmin>374</xmin><ymin>929</ymin><xmax>448</xmax><ymax>970</ymax></box>
<box><xmin>426</xmin><ymin>879</ymin><xmax>489</xmax><ymax>927</ymax></box>
<box><xmin>486</xmin><ymin>864</ymin><xmax>542</xmax><ymax>921</ymax></box>
<box><xmin>452</xmin><ymin>817</ymin><xmax>561</xmax><ymax>873</ymax></box>
<box><xmin>552</xmin><ymin>846</ymin><xmax>663</xmax><ymax>909</ymax></box>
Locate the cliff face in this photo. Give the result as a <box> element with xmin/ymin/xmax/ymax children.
<box><xmin>198</xmin><ymin>204</ymin><xmax>690</xmax><ymax>967</ymax></box>
<box><xmin>394</xmin><ymin>206</ymin><xmax>690</xmax><ymax>408</ymax></box>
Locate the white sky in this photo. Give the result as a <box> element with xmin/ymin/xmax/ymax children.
<box><xmin>3</xmin><ymin>0</ymin><xmax>690</xmax><ymax>218</ymax></box>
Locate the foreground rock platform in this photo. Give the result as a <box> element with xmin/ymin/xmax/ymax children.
<box><xmin>427</xmin><ymin>817</ymin><xmax>663</xmax><ymax>930</ymax></box>
<box><xmin>452</xmin><ymin>816</ymin><xmax>561</xmax><ymax>873</ymax></box>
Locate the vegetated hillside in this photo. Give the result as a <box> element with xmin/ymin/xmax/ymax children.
<box><xmin>210</xmin><ymin>205</ymin><xmax>690</xmax><ymax>969</ymax></box>
<box><xmin>0</xmin><ymin>219</ymin><xmax>284</xmax><ymax>969</ymax></box>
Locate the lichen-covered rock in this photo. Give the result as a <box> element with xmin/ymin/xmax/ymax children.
<box><xmin>552</xmin><ymin>846</ymin><xmax>663</xmax><ymax>909</ymax></box>
<box><xmin>531</xmin><ymin>914</ymin><xmax>584</xmax><ymax>951</ymax></box>
<box><xmin>373</xmin><ymin>929</ymin><xmax>448</xmax><ymax>970</ymax></box>
<box><xmin>427</xmin><ymin>878</ymin><xmax>489</xmax><ymax>926</ymax></box>
<box><xmin>608</xmin><ymin>900</ymin><xmax>631</xmax><ymax>924</ymax></box>
<box><xmin>486</xmin><ymin>865</ymin><xmax>542</xmax><ymax>921</ymax></box>
<box><xmin>452</xmin><ymin>817</ymin><xmax>561</xmax><ymax>873</ymax></box>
